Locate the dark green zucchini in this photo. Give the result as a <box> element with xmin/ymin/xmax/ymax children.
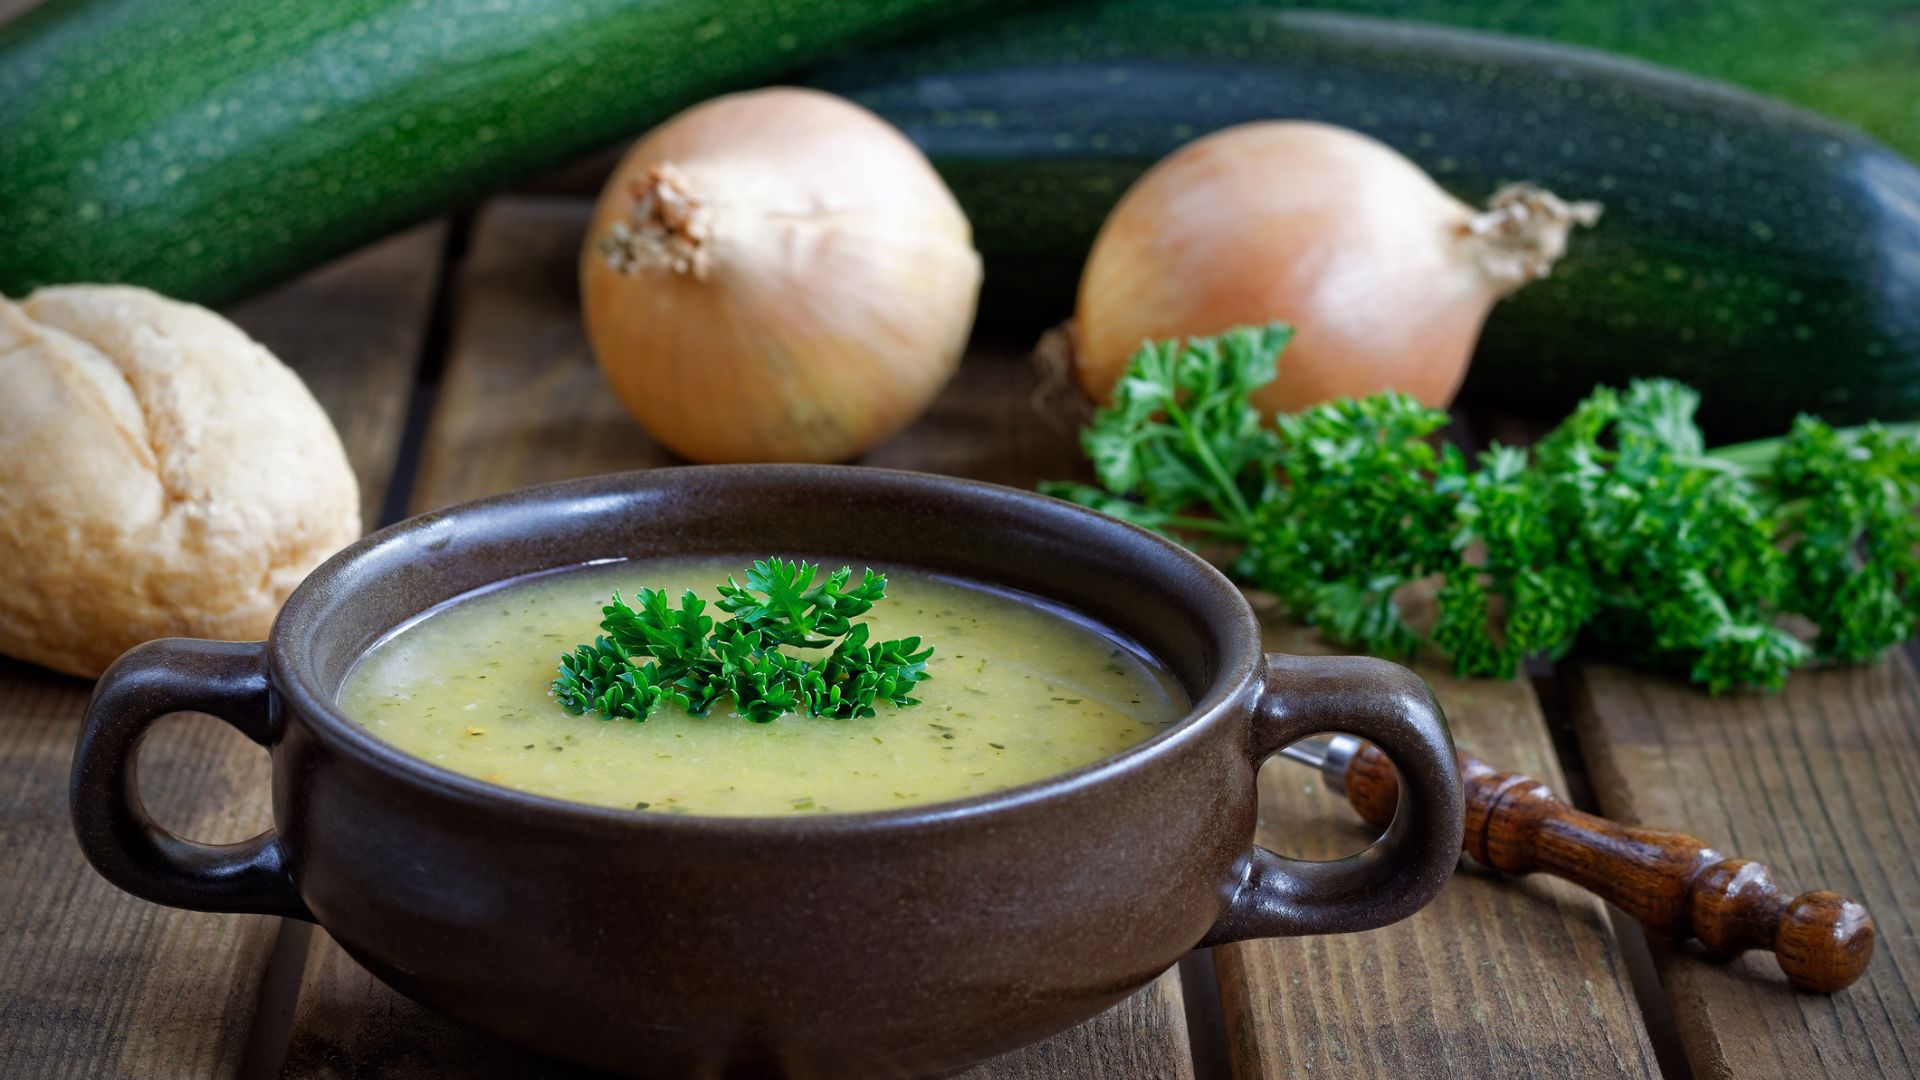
<box><xmin>812</xmin><ymin>6</ymin><xmax>1920</xmax><ymax>436</ymax></box>
<box><xmin>1295</xmin><ymin>0</ymin><xmax>1920</xmax><ymax>164</ymax></box>
<box><xmin>0</xmin><ymin>0</ymin><xmax>1002</xmax><ymax>305</ymax></box>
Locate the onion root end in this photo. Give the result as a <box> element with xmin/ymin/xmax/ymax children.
<box><xmin>599</xmin><ymin>163</ymin><xmax>712</xmax><ymax>279</ymax></box>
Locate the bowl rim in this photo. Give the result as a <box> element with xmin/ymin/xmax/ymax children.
<box><xmin>269</xmin><ymin>464</ymin><xmax>1263</xmax><ymax>836</ymax></box>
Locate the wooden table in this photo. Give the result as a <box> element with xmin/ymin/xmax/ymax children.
<box><xmin>3</xmin><ymin>194</ymin><xmax>1917</xmax><ymax>1079</ymax></box>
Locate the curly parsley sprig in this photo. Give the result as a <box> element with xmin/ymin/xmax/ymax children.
<box><xmin>1044</xmin><ymin>324</ymin><xmax>1920</xmax><ymax>693</ymax></box>
<box><xmin>552</xmin><ymin>559</ymin><xmax>933</xmax><ymax>723</ymax></box>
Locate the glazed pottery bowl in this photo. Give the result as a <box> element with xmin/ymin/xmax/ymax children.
<box><xmin>72</xmin><ymin>466</ymin><xmax>1464</xmax><ymax>1078</ymax></box>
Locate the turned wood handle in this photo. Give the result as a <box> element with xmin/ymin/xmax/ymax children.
<box><xmin>1344</xmin><ymin>744</ymin><xmax>1875</xmax><ymax>993</ymax></box>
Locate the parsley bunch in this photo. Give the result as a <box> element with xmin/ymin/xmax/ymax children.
<box><xmin>552</xmin><ymin>559</ymin><xmax>934</xmax><ymax>723</ymax></box>
<box><xmin>1044</xmin><ymin>324</ymin><xmax>1920</xmax><ymax>692</ymax></box>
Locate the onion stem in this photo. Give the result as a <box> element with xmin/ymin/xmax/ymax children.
<box><xmin>1460</xmin><ymin>183</ymin><xmax>1603</xmax><ymax>289</ymax></box>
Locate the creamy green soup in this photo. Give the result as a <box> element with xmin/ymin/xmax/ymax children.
<box><xmin>336</xmin><ymin>559</ymin><xmax>1187</xmax><ymax>816</ymax></box>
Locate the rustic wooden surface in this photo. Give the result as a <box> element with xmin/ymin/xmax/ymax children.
<box><xmin>7</xmin><ymin>184</ymin><xmax>1919</xmax><ymax>1080</ymax></box>
<box><xmin>1215</xmin><ymin>617</ymin><xmax>1660</xmax><ymax>1079</ymax></box>
<box><xmin>0</xmin><ymin>659</ymin><xmax>281</xmax><ymax>1080</ymax></box>
<box><xmin>0</xmin><ymin>225</ymin><xmax>444</xmax><ymax>1078</ymax></box>
<box><xmin>1575</xmin><ymin>658</ymin><xmax>1920</xmax><ymax>1079</ymax></box>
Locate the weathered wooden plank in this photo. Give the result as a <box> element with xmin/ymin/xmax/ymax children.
<box><xmin>406</xmin><ymin>201</ymin><xmax>674</xmax><ymax>512</ymax></box>
<box><xmin>228</xmin><ymin>222</ymin><xmax>449</xmax><ymax>520</ymax></box>
<box><xmin>964</xmin><ymin>968</ymin><xmax>1193</xmax><ymax>1080</ymax></box>
<box><xmin>863</xmin><ymin>341</ymin><xmax>1090</xmax><ymax>490</ymax></box>
<box><xmin>281</xmin><ymin>195</ymin><xmax>1193</xmax><ymax>1079</ymax></box>
<box><xmin>0</xmin><ymin>224</ymin><xmax>444</xmax><ymax>1078</ymax></box>
<box><xmin>0</xmin><ymin>665</ymin><xmax>279</xmax><ymax>1080</ymax></box>
<box><xmin>1215</xmin><ymin>609</ymin><xmax>1660</xmax><ymax>1079</ymax></box>
<box><xmin>1574</xmin><ymin>656</ymin><xmax>1920</xmax><ymax>1079</ymax></box>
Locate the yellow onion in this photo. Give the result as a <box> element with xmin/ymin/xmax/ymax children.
<box><xmin>582</xmin><ymin>88</ymin><xmax>981</xmax><ymax>463</ymax></box>
<box><xmin>1074</xmin><ymin>121</ymin><xmax>1598</xmax><ymax>413</ymax></box>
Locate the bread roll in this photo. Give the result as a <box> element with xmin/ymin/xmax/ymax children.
<box><xmin>0</xmin><ymin>286</ymin><xmax>361</xmax><ymax>678</ymax></box>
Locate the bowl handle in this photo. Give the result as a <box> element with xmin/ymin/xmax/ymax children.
<box><xmin>1200</xmin><ymin>653</ymin><xmax>1464</xmax><ymax>944</ymax></box>
<box><xmin>70</xmin><ymin>638</ymin><xmax>314</xmax><ymax>921</ymax></box>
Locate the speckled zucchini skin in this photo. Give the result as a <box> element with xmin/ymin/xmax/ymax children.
<box><xmin>817</xmin><ymin>6</ymin><xmax>1920</xmax><ymax>435</ymax></box>
<box><xmin>1286</xmin><ymin>0</ymin><xmax>1920</xmax><ymax>165</ymax></box>
<box><xmin>0</xmin><ymin>0</ymin><xmax>995</xmax><ymax>305</ymax></box>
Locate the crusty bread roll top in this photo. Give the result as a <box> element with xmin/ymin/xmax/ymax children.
<box><xmin>0</xmin><ymin>286</ymin><xmax>361</xmax><ymax>678</ymax></box>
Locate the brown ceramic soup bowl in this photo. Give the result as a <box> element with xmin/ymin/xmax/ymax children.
<box><xmin>72</xmin><ymin>465</ymin><xmax>1463</xmax><ymax>1078</ymax></box>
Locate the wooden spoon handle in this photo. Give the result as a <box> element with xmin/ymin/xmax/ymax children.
<box><xmin>1343</xmin><ymin>743</ymin><xmax>1875</xmax><ymax>993</ymax></box>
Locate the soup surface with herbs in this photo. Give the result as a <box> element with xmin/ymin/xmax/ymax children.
<box><xmin>336</xmin><ymin>558</ymin><xmax>1188</xmax><ymax>816</ymax></box>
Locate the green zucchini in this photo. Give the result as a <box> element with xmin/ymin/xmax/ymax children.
<box><xmin>814</xmin><ymin>6</ymin><xmax>1920</xmax><ymax>436</ymax></box>
<box><xmin>0</xmin><ymin>0</ymin><xmax>1002</xmax><ymax>305</ymax></box>
<box><xmin>1295</xmin><ymin>0</ymin><xmax>1920</xmax><ymax>165</ymax></box>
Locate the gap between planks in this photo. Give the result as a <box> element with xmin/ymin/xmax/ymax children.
<box><xmin>235</xmin><ymin>219</ymin><xmax>472</xmax><ymax>1080</ymax></box>
<box><xmin>1575</xmin><ymin>655</ymin><xmax>1920</xmax><ymax>1079</ymax></box>
<box><xmin>1214</xmin><ymin>610</ymin><xmax>1660</xmax><ymax>1080</ymax></box>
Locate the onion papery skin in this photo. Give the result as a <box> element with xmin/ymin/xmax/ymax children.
<box><xmin>1076</xmin><ymin>122</ymin><xmax>1516</xmax><ymax>414</ymax></box>
<box><xmin>583</xmin><ymin>88</ymin><xmax>982</xmax><ymax>464</ymax></box>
